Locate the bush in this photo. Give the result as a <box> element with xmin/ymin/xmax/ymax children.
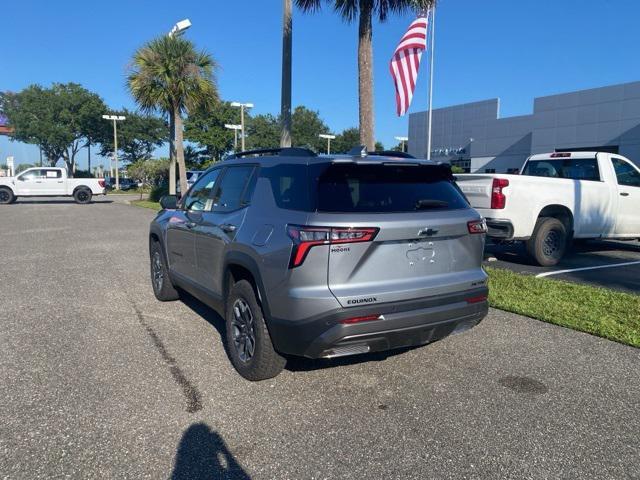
<box><xmin>149</xmin><ymin>184</ymin><xmax>169</xmax><ymax>202</ymax></box>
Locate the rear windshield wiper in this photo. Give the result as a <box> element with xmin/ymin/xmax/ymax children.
<box><xmin>415</xmin><ymin>199</ymin><xmax>449</xmax><ymax>210</ymax></box>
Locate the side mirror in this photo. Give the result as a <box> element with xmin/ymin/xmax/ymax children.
<box><xmin>159</xmin><ymin>195</ymin><xmax>178</xmax><ymax>210</ymax></box>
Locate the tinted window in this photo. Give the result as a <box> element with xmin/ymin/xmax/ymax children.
<box><xmin>213</xmin><ymin>166</ymin><xmax>255</xmax><ymax>212</ymax></box>
<box><xmin>183</xmin><ymin>169</ymin><xmax>221</xmax><ymax>211</ymax></box>
<box><xmin>522</xmin><ymin>158</ymin><xmax>600</xmax><ymax>181</ymax></box>
<box><xmin>315</xmin><ymin>164</ymin><xmax>469</xmax><ymax>213</ymax></box>
<box><xmin>612</xmin><ymin>158</ymin><xmax>640</xmax><ymax>187</ymax></box>
<box><xmin>260</xmin><ymin>163</ymin><xmax>310</xmax><ymax>211</ymax></box>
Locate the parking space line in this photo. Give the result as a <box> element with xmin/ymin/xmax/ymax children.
<box><xmin>536</xmin><ymin>261</ymin><xmax>640</xmax><ymax>278</ymax></box>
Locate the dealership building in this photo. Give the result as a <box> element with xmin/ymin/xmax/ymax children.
<box><xmin>408</xmin><ymin>80</ymin><xmax>640</xmax><ymax>172</ymax></box>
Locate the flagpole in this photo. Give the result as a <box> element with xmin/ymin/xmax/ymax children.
<box><xmin>426</xmin><ymin>5</ymin><xmax>436</xmax><ymax>160</ymax></box>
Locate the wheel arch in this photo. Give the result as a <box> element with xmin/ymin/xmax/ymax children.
<box><xmin>223</xmin><ymin>252</ymin><xmax>272</xmax><ymax>321</ymax></box>
<box><xmin>0</xmin><ymin>184</ymin><xmax>15</xmax><ymax>195</ymax></box>
<box><xmin>72</xmin><ymin>184</ymin><xmax>92</xmax><ymax>194</ymax></box>
<box><xmin>537</xmin><ymin>204</ymin><xmax>574</xmax><ymax>235</ymax></box>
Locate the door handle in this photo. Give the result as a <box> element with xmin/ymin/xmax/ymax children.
<box><xmin>185</xmin><ymin>221</ymin><xmax>197</xmax><ymax>229</ymax></box>
<box><xmin>620</xmin><ymin>192</ymin><xmax>630</xmax><ymax>197</ymax></box>
<box><xmin>220</xmin><ymin>223</ymin><xmax>237</xmax><ymax>233</ymax></box>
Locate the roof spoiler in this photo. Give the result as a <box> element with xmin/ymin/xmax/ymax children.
<box><xmin>346</xmin><ymin>145</ymin><xmax>416</xmax><ymax>159</ymax></box>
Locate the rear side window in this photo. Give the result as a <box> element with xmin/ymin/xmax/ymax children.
<box><xmin>314</xmin><ymin>164</ymin><xmax>469</xmax><ymax>213</ymax></box>
<box><xmin>522</xmin><ymin>158</ymin><xmax>601</xmax><ymax>181</ymax></box>
<box><xmin>213</xmin><ymin>166</ymin><xmax>255</xmax><ymax>212</ymax></box>
<box><xmin>260</xmin><ymin>163</ymin><xmax>311</xmax><ymax>211</ymax></box>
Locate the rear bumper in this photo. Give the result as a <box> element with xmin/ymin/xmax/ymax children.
<box><xmin>267</xmin><ymin>287</ymin><xmax>489</xmax><ymax>359</ymax></box>
<box><xmin>485</xmin><ymin>218</ymin><xmax>514</xmax><ymax>239</ymax></box>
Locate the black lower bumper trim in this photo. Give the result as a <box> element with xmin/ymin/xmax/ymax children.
<box><xmin>267</xmin><ymin>287</ymin><xmax>489</xmax><ymax>358</ymax></box>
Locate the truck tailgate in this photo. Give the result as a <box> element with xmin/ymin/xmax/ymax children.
<box><xmin>455</xmin><ymin>174</ymin><xmax>498</xmax><ymax>209</ymax></box>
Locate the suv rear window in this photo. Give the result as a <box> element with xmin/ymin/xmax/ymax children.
<box><xmin>260</xmin><ymin>163</ymin><xmax>311</xmax><ymax>211</ymax></box>
<box><xmin>314</xmin><ymin>163</ymin><xmax>469</xmax><ymax>213</ymax></box>
<box><xmin>522</xmin><ymin>158</ymin><xmax>601</xmax><ymax>181</ymax></box>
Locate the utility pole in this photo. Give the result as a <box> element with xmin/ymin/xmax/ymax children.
<box><xmin>102</xmin><ymin>115</ymin><xmax>126</xmax><ymax>190</ymax></box>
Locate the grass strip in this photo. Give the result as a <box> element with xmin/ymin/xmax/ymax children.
<box><xmin>486</xmin><ymin>267</ymin><xmax>640</xmax><ymax>348</ymax></box>
<box><xmin>130</xmin><ymin>200</ymin><xmax>161</xmax><ymax>210</ymax></box>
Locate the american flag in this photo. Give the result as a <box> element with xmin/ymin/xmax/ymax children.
<box><xmin>390</xmin><ymin>15</ymin><xmax>429</xmax><ymax>116</ymax></box>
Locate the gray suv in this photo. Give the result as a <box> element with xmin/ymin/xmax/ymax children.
<box><xmin>149</xmin><ymin>148</ymin><xmax>489</xmax><ymax>381</ymax></box>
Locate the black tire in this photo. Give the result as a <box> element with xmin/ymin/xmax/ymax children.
<box><xmin>225</xmin><ymin>280</ymin><xmax>285</xmax><ymax>381</ymax></box>
<box><xmin>0</xmin><ymin>187</ymin><xmax>15</xmax><ymax>205</ymax></box>
<box><xmin>526</xmin><ymin>217</ymin><xmax>567</xmax><ymax>266</ymax></box>
<box><xmin>74</xmin><ymin>188</ymin><xmax>92</xmax><ymax>204</ymax></box>
<box><xmin>150</xmin><ymin>240</ymin><xmax>180</xmax><ymax>301</ymax></box>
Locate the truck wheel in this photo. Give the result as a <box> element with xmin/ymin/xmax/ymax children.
<box><xmin>526</xmin><ymin>217</ymin><xmax>567</xmax><ymax>266</ymax></box>
<box><xmin>225</xmin><ymin>280</ymin><xmax>286</xmax><ymax>381</ymax></box>
<box><xmin>150</xmin><ymin>241</ymin><xmax>180</xmax><ymax>301</ymax></box>
<box><xmin>74</xmin><ymin>188</ymin><xmax>92</xmax><ymax>204</ymax></box>
<box><xmin>0</xmin><ymin>187</ymin><xmax>15</xmax><ymax>205</ymax></box>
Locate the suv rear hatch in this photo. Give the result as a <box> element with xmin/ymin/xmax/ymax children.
<box><xmin>307</xmin><ymin>161</ymin><xmax>487</xmax><ymax>307</ymax></box>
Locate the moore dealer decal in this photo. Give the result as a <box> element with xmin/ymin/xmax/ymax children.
<box><xmin>347</xmin><ymin>297</ymin><xmax>378</xmax><ymax>305</ymax></box>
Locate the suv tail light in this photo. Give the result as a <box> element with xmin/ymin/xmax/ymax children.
<box><xmin>98</xmin><ymin>179</ymin><xmax>106</xmax><ymax>188</ymax></box>
<box><xmin>468</xmin><ymin>219</ymin><xmax>487</xmax><ymax>234</ymax></box>
<box><xmin>286</xmin><ymin>225</ymin><xmax>379</xmax><ymax>268</ymax></box>
<box><xmin>490</xmin><ymin>178</ymin><xmax>509</xmax><ymax>209</ymax></box>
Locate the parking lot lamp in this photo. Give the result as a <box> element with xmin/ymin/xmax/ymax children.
<box><xmin>168</xmin><ymin>19</ymin><xmax>191</xmax><ymax>37</ymax></box>
<box><xmin>225</xmin><ymin>124</ymin><xmax>242</xmax><ymax>151</ymax></box>
<box><xmin>102</xmin><ymin>115</ymin><xmax>126</xmax><ymax>190</ymax></box>
<box><xmin>319</xmin><ymin>134</ymin><xmax>336</xmax><ymax>154</ymax></box>
<box><xmin>231</xmin><ymin>102</ymin><xmax>254</xmax><ymax>151</ymax></box>
<box><xmin>395</xmin><ymin>136</ymin><xmax>409</xmax><ymax>153</ymax></box>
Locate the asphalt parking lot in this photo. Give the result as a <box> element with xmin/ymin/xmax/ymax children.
<box><xmin>1</xmin><ymin>197</ymin><xmax>639</xmax><ymax>479</ymax></box>
<box><xmin>485</xmin><ymin>239</ymin><xmax>640</xmax><ymax>294</ymax></box>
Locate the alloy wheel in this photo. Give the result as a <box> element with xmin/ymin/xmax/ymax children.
<box><xmin>152</xmin><ymin>251</ymin><xmax>164</xmax><ymax>292</ymax></box>
<box><xmin>232</xmin><ymin>298</ymin><xmax>256</xmax><ymax>362</ymax></box>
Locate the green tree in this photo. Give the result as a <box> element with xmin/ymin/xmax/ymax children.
<box><xmin>295</xmin><ymin>0</ymin><xmax>434</xmax><ymax>150</ymax></box>
<box><xmin>245</xmin><ymin>114</ymin><xmax>281</xmax><ymax>150</ymax></box>
<box><xmin>127</xmin><ymin>158</ymin><xmax>170</xmax><ymax>186</ymax></box>
<box><xmin>184</xmin><ymin>101</ymin><xmax>238</xmax><ymax>162</ymax></box>
<box><xmin>98</xmin><ymin>109</ymin><xmax>166</xmax><ymax>164</ymax></box>
<box><xmin>332</xmin><ymin>127</ymin><xmax>360</xmax><ymax>153</ymax></box>
<box><xmin>291</xmin><ymin>106</ymin><xmax>329</xmax><ymax>151</ymax></box>
<box><xmin>127</xmin><ymin>35</ymin><xmax>218</xmax><ymax>195</ymax></box>
<box><xmin>2</xmin><ymin>83</ymin><xmax>106</xmax><ymax>171</ymax></box>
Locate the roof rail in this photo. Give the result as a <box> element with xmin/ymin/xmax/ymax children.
<box><xmin>226</xmin><ymin>147</ymin><xmax>317</xmax><ymax>159</ymax></box>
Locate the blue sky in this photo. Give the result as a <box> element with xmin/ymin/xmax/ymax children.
<box><xmin>2</xmin><ymin>0</ymin><xmax>640</xmax><ymax>168</ymax></box>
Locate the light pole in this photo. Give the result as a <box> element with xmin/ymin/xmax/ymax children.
<box><xmin>231</xmin><ymin>102</ymin><xmax>254</xmax><ymax>151</ymax></box>
<box><xmin>102</xmin><ymin>115</ymin><xmax>126</xmax><ymax>190</ymax></box>
<box><xmin>167</xmin><ymin>19</ymin><xmax>192</xmax><ymax>195</ymax></box>
<box><xmin>395</xmin><ymin>136</ymin><xmax>409</xmax><ymax>153</ymax></box>
<box><xmin>224</xmin><ymin>124</ymin><xmax>242</xmax><ymax>151</ymax></box>
<box><xmin>319</xmin><ymin>134</ymin><xmax>336</xmax><ymax>154</ymax></box>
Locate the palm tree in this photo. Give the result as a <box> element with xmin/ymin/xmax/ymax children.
<box><xmin>281</xmin><ymin>0</ymin><xmax>293</xmax><ymax>147</ymax></box>
<box><xmin>128</xmin><ymin>35</ymin><xmax>217</xmax><ymax>195</ymax></box>
<box><xmin>295</xmin><ymin>0</ymin><xmax>434</xmax><ymax>151</ymax></box>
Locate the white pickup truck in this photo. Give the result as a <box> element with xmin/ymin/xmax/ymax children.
<box><xmin>456</xmin><ymin>152</ymin><xmax>640</xmax><ymax>266</ymax></box>
<box><xmin>0</xmin><ymin>167</ymin><xmax>106</xmax><ymax>205</ymax></box>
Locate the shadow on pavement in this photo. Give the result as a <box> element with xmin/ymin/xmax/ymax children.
<box><xmin>486</xmin><ymin>239</ymin><xmax>640</xmax><ymax>267</ymax></box>
<box><xmin>179</xmin><ymin>289</ymin><xmax>415</xmax><ymax>373</ymax></box>
<box><xmin>171</xmin><ymin>423</ymin><xmax>251</xmax><ymax>480</ymax></box>
<box><xmin>14</xmin><ymin>199</ymin><xmax>114</xmax><ymax>205</ymax></box>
